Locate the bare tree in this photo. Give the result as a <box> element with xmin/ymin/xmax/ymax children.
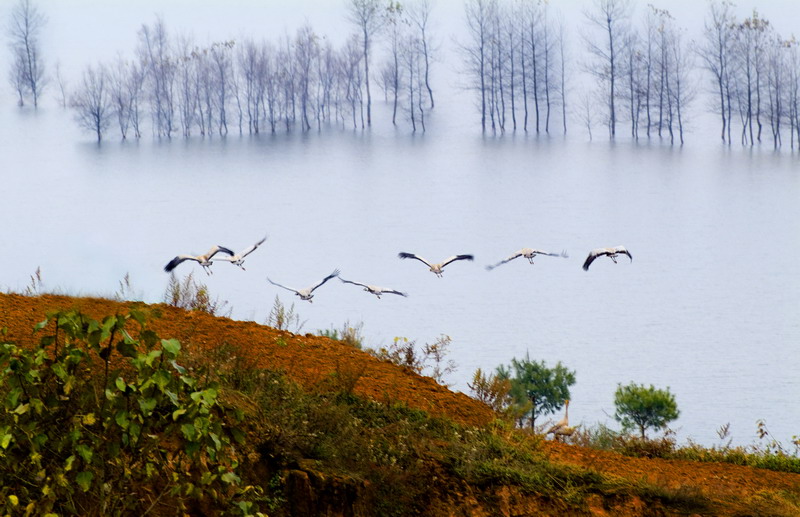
<box><xmin>109</xmin><ymin>55</ymin><xmax>137</xmax><ymax>139</ymax></box>
<box><xmin>697</xmin><ymin>0</ymin><xmax>735</xmax><ymax>143</ymax></box>
<box><xmin>7</xmin><ymin>0</ymin><xmax>47</xmax><ymax>107</ymax></box>
<box><xmin>731</xmin><ymin>11</ymin><xmax>771</xmax><ymax>145</ymax></box>
<box><xmin>209</xmin><ymin>41</ymin><xmax>235</xmax><ymax>135</ymax></box>
<box><xmin>403</xmin><ymin>34</ymin><xmax>419</xmax><ymax>131</ymax></box>
<box><xmin>577</xmin><ymin>91</ymin><xmax>596</xmax><ymax>140</ymax></box>
<box><xmin>138</xmin><ymin>17</ymin><xmax>176</xmax><ymax>138</ymax></box>
<box><xmin>407</xmin><ymin>0</ymin><xmax>435</xmax><ymax>109</ymax></box>
<box><xmin>671</xmin><ymin>28</ymin><xmax>694</xmax><ymax>145</ymax></box>
<box><xmin>54</xmin><ymin>60</ymin><xmax>67</xmax><ymax>108</ymax></box>
<box><xmin>462</xmin><ymin>0</ymin><xmax>496</xmax><ymax>132</ymax></box>
<box><xmin>341</xmin><ymin>35</ymin><xmax>365</xmax><ymax>129</ymax></box>
<box><xmin>71</xmin><ymin>64</ymin><xmax>112</xmax><ymax>142</ymax></box>
<box><xmin>764</xmin><ymin>36</ymin><xmax>788</xmax><ymax>149</ymax></box>
<box><xmin>556</xmin><ymin>16</ymin><xmax>568</xmax><ymax>133</ymax></box>
<box><xmin>525</xmin><ymin>0</ymin><xmax>542</xmax><ymax>132</ymax></box>
<box><xmin>175</xmin><ymin>36</ymin><xmax>198</xmax><ymax>137</ymax></box>
<box><xmin>9</xmin><ymin>48</ymin><xmax>27</xmax><ymax>105</ymax></box>
<box><xmin>584</xmin><ymin>0</ymin><xmax>630</xmax><ymax>138</ymax></box>
<box><xmin>787</xmin><ymin>39</ymin><xmax>800</xmax><ymax>149</ymax></box>
<box><xmin>384</xmin><ymin>2</ymin><xmax>404</xmax><ymax>125</ymax></box>
<box><xmin>294</xmin><ymin>25</ymin><xmax>319</xmax><ymax>131</ymax></box>
<box><xmin>348</xmin><ymin>0</ymin><xmax>384</xmax><ymax>127</ymax></box>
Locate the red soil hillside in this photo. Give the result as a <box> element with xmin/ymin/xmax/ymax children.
<box><xmin>1</xmin><ymin>293</ymin><xmax>799</xmax><ymax>516</ymax></box>
<box><xmin>0</xmin><ymin>293</ymin><xmax>495</xmax><ymax>428</ymax></box>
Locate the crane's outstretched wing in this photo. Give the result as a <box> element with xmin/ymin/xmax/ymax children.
<box><xmin>582</xmin><ymin>249</ymin><xmax>604</xmax><ymax>271</ymax></box>
<box><xmin>309</xmin><ymin>269</ymin><xmax>340</xmax><ymax>293</ymax></box>
<box><xmin>398</xmin><ymin>252</ymin><xmax>433</xmax><ymax>268</ymax></box>
<box><xmin>206</xmin><ymin>245</ymin><xmax>236</xmax><ymax>259</ymax></box>
<box><xmin>382</xmin><ymin>289</ymin><xmax>408</xmax><ymax>297</ymax></box>
<box><xmin>485</xmin><ymin>251</ymin><xmax>524</xmax><ymax>270</ymax></box>
<box><xmin>164</xmin><ymin>255</ymin><xmax>197</xmax><ymax>272</ymax></box>
<box><xmin>613</xmin><ymin>246</ymin><xmax>633</xmax><ymax>262</ymax></box>
<box><xmin>339</xmin><ymin>278</ymin><xmax>369</xmax><ymax>289</ymax></box>
<box><xmin>237</xmin><ymin>236</ymin><xmax>267</xmax><ymax>259</ymax></box>
<box><xmin>534</xmin><ymin>249</ymin><xmax>569</xmax><ymax>258</ymax></box>
<box><xmin>266</xmin><ymin>277</ymin><xmax>299</xmax><ymax>295</ymax></box>
<box><xmin>440</xmin><ymin>254</ymin><xmax>475</xmax><ymax>268</ymax></box>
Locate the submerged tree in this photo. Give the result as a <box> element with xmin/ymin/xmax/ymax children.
<box><xmin>697</xmin><ymin>0</ymin><xmax>736</xmax><ymax>143</ymax></box>
<box><xmin>462</xmin><ymin>0</ymin><xmax>496</xmax><ymax>132</ymax></box>
<box><xmin>584</xmin><ymin>0</ymin><xmax>631</xmax><ymax>138</ymax></box>
<box><xmin>348</xmin><ymin>0</ymin><xmax>384</xmax><ymax>127</ymax></box>
<box><xmin>7</xmin><ymin>0</ymin><xmax>47</xmax><ymax>107</ymax></box>
<box><xmin>71</xmin><ymin>64</ymin><xmax>112</xmax><ymax>142</ymax></box>
<box><xmin>407</xmin><ymin>0</ymin><xmax>436</xmax><ymax>109</ymax></box>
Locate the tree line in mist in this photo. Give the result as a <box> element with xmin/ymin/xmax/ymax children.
<box><xmin>8</xmin><ymin>0</ymin><xmax>800</xmax><ymax>149</ymax></box>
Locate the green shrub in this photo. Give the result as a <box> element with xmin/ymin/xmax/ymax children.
<box><xmin>613</xmin><ymin>382</ymin><xmax>679</xmax><ymax>438</ymax></box>
<box><xmin>0</xmin><ymin>310</ymin><xmax>253</xmax><ymax>516</ymax></box>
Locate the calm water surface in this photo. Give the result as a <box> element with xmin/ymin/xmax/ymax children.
<box><xmin>2</xmin><ymin>0</ymin><xmax>800</xmax><ymax>446</ymax></box>
<box><xmin>2</xmin><ymin>97</ymin><xmax>798</xmax><ymax>449</ymax></box>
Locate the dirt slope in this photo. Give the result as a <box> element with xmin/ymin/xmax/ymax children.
<box><xmin>1</xmin><ymin>293</ymin><xmax>799</xmax><ymax>516</ymax></box>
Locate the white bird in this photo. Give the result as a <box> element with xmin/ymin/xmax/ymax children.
<box><xmin>486</xmin><ymin>248</ymin><xmax>568</xmax><ymax>270</ymax></box>
<box><xmin>398</xmin><ymin>252</ymin><xmax>474</xmax><ymax>277</ymax></box>
<box><xmin>339</xmin><ymin>277</ymin><xmax>408</xmax><ymax>299</ymax></box>
<box><xmin>164</xmin><ymin>245</ymin><xmax>235</xmax><ymax>275</ymax></box>
<box><xmin>212</xmin><ymin>236</ymin><xmax>267</xmax><ymax>270</ymax></box>
<box><xmin>546</xmin><ymin>400</ymin><xmax>574</xmax><ymax>441</ymax></box>
<box><xmin>582</xmin><ymin>246</ymin><xmax>633</xmax><ymax>271</ymax></box>
<box><xmin>267</xmin><ymin>269</ymin><xmax>340</xmax><ymax>303</ymax></box>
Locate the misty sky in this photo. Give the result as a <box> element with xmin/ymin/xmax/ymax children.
<box><xmin>8</xmin><ymin>0</ymin><xmax>800</xmax><ymax>99</ymax></box>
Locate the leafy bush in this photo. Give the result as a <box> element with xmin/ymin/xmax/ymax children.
<box><xmin>0</xmin><ymin>310</ymin><xmax>254</xmax><ymax>516</ymax></box>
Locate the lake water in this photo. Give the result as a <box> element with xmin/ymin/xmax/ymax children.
<box><xmin>2</xmin><ymin>0</ymin><xmax>799</xmax><ymax>449</ymax></box>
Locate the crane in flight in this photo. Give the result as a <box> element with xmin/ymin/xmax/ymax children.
<box><xmin>398</xmin><ymin>252</ymin><xmax>474</xmax><ymax>277</ymax></box>
<box><xmin>582</xmin><ymin>246</ymin><xmax>632</xmax><ymax>271</ymax></box>
<box><xmin>164</xmin><ymin>245</ymin><xmax>235</xmax><ymax>275</ymax></box>
<box><xmin>486</xmin><ymin>248</ymin><xmax>568</xmax><ymax>270</ymax></box>
<box><xmin>339</xmin><ymin>277</ymin><xmax>407</xmax><ymax>299</ymax></box>
<box><xmin>267</xmin><ymin>269</ymin><xmax>340</xmax><ymax>303</ymax></box>
<box><xmin>213</xmin><ymin>236</ymin><xmax>267</xmax><ymax>270</ymax></box>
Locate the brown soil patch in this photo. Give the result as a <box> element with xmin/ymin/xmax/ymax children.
<box><xmin>545</xmin><ymin>441</ymin><xmax>800</xmax><ymax>514</ymax></box>
<box><xmin>0</xmin><ymin>293</ymin><xmax>494</xmax><ymax>427</ymax></box>
<box><xmin>2</xmin><ymin>293</ymin><xmax>799</xmax><ymax>515</ymax></box>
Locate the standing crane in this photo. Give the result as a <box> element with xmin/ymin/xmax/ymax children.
<box><xmin>582</xmin><ymin>246</ymin><xmax>633</xmax><ymax>271</ymax></box>
<box><xmin>164</xmin><ymin>245</ymin><xmax>235</xmax><ymax>275</ymax></box>
<box><xmin>486</xmin><ymin>248</ymin><xmax>568</xmax><ymax>270</ymax></box>
<box><xmin>267</xmin><ymin>269</ymin><xmax>340</xmax><ymax>303</ymax></box>
<box><xmin>212</xmin><ymin>236</ymin><xmax>267</xmax><ymax>270</ymax></box>
<box><xmin>398</xmin><ymin>252</ymin><xmax>474</xmax><ymax>277</ymax></box>
<box><xmin>546</xmin><ymin>400</ymin><xmax>575</xmax><ymax>441</ymax></box>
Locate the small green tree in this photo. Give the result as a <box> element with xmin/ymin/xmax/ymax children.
<box><xmin>614</xmin><ymin>382</ymin><xmax>680</xmax><ymax>438</ymax></box>
<box><xmin>498</xmin><ymin>353</ymin><xmax>576</xmax><ymax>429</ymax></box>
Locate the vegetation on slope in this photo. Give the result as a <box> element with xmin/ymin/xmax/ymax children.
<box><xmin>0</xmin><ymin>293</ymin><xmax>798</xmax><ymax>516</ymax></box>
